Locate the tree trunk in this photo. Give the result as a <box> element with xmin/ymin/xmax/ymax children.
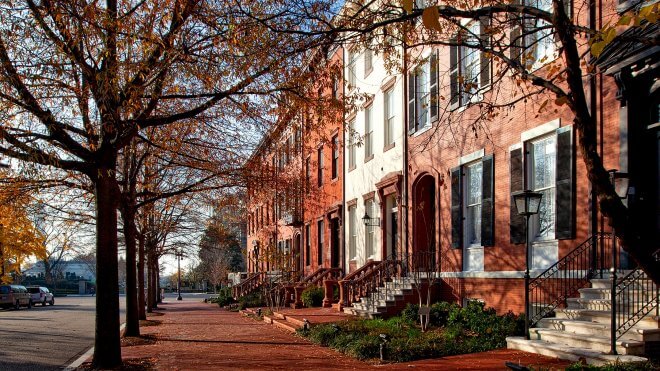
<box><xmin>120</xmin><ymin>205</ymin><xmax>139</xmax><ymax>337</ymax></box>
<box><xmin>553</xmin><ymin>3</ymin><xmax>660</xmax><ymax>284</ymax></box>
<box><xmin>91</xmin><ymin>166</ymin><xmax>122</xmax><ymax>368</ymax></box>
<box><xmin>146</xmin><ymin>249</ymin><xmax>154</xmax><ymax>313</ymax></box>
<box><xmin>138</xmin><ymin>232</ymin><xmax>146</xmax><ymax>320</ymax></box>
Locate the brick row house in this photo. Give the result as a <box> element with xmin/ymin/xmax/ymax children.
<box><xmin>239</xmin><ymin>0</ymin><xmax>659</xmax><ymax>363</ymax></box>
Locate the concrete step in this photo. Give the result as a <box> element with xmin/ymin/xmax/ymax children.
<box><xmin>555</xmin><ymin>309</ymin><xmax>660</xmax><ymax>328</ymax></box>
<box><xmin>591</xmin><ymin>278</ymin><xmax>656</xmax><ymax>290</ymax></box>
<box><xmin>507</xmin><ymin>336</ymin><xmax>648</xmax><ymax>366</ymax></box>
<box><xmin>272</xmin><ymin>318</ymin><xmax>298</xmax><ymax>333</ymax></box>
<box><xmin>537</xmin><ymin>318</ymin><xmax>660</xmax><ymax>342</ymax></box>
<box><xmin>579</xmin><ymin>288</ymin><xmax>612</xmax><ymax>299</ymax></box>
<box><xmin>529</xmin><ymin>328</ymin><xmax>645</xmax><ymax>355</ymax></box>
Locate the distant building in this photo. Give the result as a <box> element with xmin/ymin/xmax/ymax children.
<box><xmin>23</xmin><ymin>260</ymin><xmax>95</xmax><ymax>281</ymax></box>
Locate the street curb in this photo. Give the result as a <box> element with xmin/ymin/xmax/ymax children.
<box><xmin>64</xmin><ymin>323</ymin><xmax>126</xmax><ymax>370</ymax></box>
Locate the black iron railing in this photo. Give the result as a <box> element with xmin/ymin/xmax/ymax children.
<box><xmin>527</xmin><ymin>233</ymin><xmax>614</xmax><ymax>326</ymax></box>
<box><xmin>614</xmin><ymin>268</ymin><xmax>659</xmax><ymax>339</ymax></box>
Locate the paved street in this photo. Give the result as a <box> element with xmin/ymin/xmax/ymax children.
<box><xmin>0</xmin><ymin>296</ymin><xmax>125</xmax><ymax>371</ymax></box>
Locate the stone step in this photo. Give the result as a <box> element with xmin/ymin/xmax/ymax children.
<box><xmin>554</xmin><ymin>309</ymin><xmax>660</xmax><ymax>328</ymax></box>
<box><xmin>529</xmin><ymin>328</ymin><xmax>645</xmax><ymax>355</ymax></box>
<box><xmin>272</xmin><ymin>318</ymin><xmax>298</xmax><ymax>333</ymax></box>
<box><xmin>579</xmin><ymin>288</ymin><xmax>612</xmax><ymax>299</ymax></box>
<box><xmin>283</xmin><ymin>315</ymin><xmax>306</xmax><ymax>328</ymax></box>
<box><xmin>591</xmin><ymin>278</ymin><xmax>655</xmax><ymax>290</ymax></box>
<box><xmin>537</xmin><ymin>318</ymin><xmax>660</xmax><ymax>342</ymax></box>
<box><xmin>506</xmin><ymin>336</ymin><xmax>648</xmax><ymax>366</ymax></box>
<box><xmin>568</xmin><ymin>297</ymin><xmax>655</xmax><ymax>311</ymax></box>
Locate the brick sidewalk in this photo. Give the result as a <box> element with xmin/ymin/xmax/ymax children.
<box><xmin>117</xmin><ymin>299</ymin><xmax>572</xmax><ymax>370</ymax></box>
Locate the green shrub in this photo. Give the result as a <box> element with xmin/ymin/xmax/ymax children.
<box><xmin>301</xmin><ymin>300</ymin><xmax>525</xmax><ymax>363</ymax></box>
<box><xmin>301</xmin><ymin>286</ymin><xmax>324</xmax><ymax>307</ymax></box>
<box><xmin>238</xmin><ymin>291</ymin><xmax>266</xmax><ymax>310</ymax></box>
<box><xmin>210</xmin><ymin>288</ymin><xmax>235</xmax><ymax>307</ymax></box>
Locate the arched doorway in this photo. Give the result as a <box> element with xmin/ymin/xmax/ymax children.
<box><xmin>412</xmin><ymin>174</ymin><xmax>436</xmax><ymax>271</ymax></box>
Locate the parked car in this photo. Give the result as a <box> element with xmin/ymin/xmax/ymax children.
<box><xmin>27</xmin><ymin>286</ymin><xmax>54</xmax><ymax>306</ymax></box>
<box><xmin>0</xmin><ymin>285</ymin><xmax>32</xmax><ymax>309</ymax></box>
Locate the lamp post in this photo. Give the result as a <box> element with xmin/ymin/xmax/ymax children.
<box><xmin>606</xmin><ymin>169</ymin><xmax>630</xmax><ymax>355</ymax></box>
<box><xmin>176</xmin><ymin>250</ymin><xmax>183</xmax><ymax>301</ymax></box>
<box><xmin>513</xmin><ymin>190</ymin><xmax>543</xmax><ymax>340</ymax></box>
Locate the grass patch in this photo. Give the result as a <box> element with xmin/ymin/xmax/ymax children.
<box><xmin>300</xmin><ymin>301</ymin><xmax>524</xmax><ymax>362</ymax></box>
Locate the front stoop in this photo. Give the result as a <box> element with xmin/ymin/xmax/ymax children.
<box><xmin>342</xmin><ymin>277</ymin><xmax>426</xmax><ymax>319</ymax></box>
<box><xmin>507</xmin><ymin>278</ymin><xmax>658</xmax><ymax>366</ymax></box>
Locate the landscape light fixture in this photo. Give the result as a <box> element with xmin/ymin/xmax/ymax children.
<box><xmin>512</xmin><ymin>190</ymin><xmax>543</xmax><ymax>340</ymax></box>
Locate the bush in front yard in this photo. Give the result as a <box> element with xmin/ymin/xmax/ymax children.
<box><xmin>300</xmin><ymin>301</ymin><xmax>524</xmax><ymax>363</ymax></box>
<box><xmin>300</xmin><ymin>286</ymin><xmax>324</xmax><ymax>307</ymax></box>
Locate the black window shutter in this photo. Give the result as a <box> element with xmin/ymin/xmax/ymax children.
<box><xmin>510</xmin><ymin>147</ymin><xmax>526</xmax><ymax>244</ymax></box>
<box><xmin>430</xmin><ymin>50</ymin><xmax>439</xmax><ymax>121</ymax></box>
<box><xmin>407</xmin><ymin>71</ymin><xmax>416</xmax><ymax>133</ymax></box>
<box><xmin>451</xmin><ymin>167</ymin><xmax>463</xmax><ymax>248</ymax></box>
<box><xmin>555</xmin><ymin>126</ymin><xmax>575</xmax><ymax>240</ymax></box>
<box><xmin>479</xmin><ymin>16</ymin><xmax>491</xmax><ymax>88</ymax></box>
<box><xmin>481</xmin><ymin>155</ymin><xmax>495</xmax><ymax>247</ymax></box>
<box><xmin>449</xmin><ymin>39</ymin><xmax>459</xmax><ymax>108</ymax></box>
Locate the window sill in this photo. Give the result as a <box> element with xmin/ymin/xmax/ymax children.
<box><xmin>364</xmin><ymin>68</ymin><xmax>373</xmax><ymax>79</ymax></box>
<box><xmin>331</xmin><ymin>178</ymin><xmax>339</xmax><ymax>184</ymax></box>
<box><xmin>348</xmin><ymin>165</ymin><xmax>356</xmax><ymax>172</ymax></box>
<box><xmin>411</xmin><ymin>124</ymin><xmax>432</xmax><ymax>138</ymax></box>
<box><xmin>364</xmin><ymin>154</ymin><xmax>374</xmax><ymax>163</ymax></box>
<box><xmin>383</xmin><ymin>142</ymin><xmax>395</xmax><ymax>153</ymax></box>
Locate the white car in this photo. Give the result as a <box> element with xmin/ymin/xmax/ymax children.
<box><xmin>26</xmin><ymin>286</ymin><xmax>54</xmax><ymax>306</ymax></box>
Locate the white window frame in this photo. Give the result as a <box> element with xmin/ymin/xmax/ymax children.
<box><xmin>463</xmin><ymin>161</ymin><xmax>483</xmax><ymax>248</ymax></box>
<box><xmin>523</xmin><ymin>0</ymin><xmax>557</xmax><ymax>70</ymax></box>
<box><xmin>384</xmin><ymin>88</ymin><xmax>396</xmax><ymax>147</ymax></box>
<box><xmin>364</xmin><ymin>48</ymin><xmax>373</xmax><ymax>77</ymax></box>
<box><xmin>415</xmin><ymin>62</ymin><xmax>431</xmax><ymax>129</ymax></box>
<box><xmin>348</xmin><ymin>120</ymin><xmax>356</xmax><ymax>169</ymax></box>
<box><xmin>347</xmin><ymin>51</ymin><xmax>357</xmax><ymax>90</ymax></box>
<box><xmin>528</xmin><ymin>134</ymin><xmax>557</xmax><ymax>241</ymax></box>
<box><xmin>365</xmin><ymin>198</ymin><xmax>377</xmax><ymax>259</ymax></box>
<box><xmin>348</xmin><ymin>205</ymin><xmax>357</xmax><ymax>260</ymax></box>
<box><xmin>364</xmin><ymin>105</ymin><xmax>373</xmax><ymax>159</ymax></box>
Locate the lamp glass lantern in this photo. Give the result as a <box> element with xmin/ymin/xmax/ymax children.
<box><xmin>513</xmin><ymin>190</ymin><xmax>543</xmax><ymax>216</ymax></box>
<box><xmin>362</xmin><ymin>212</ymin><xmax>380</xmax><ymax>227</ymax></box>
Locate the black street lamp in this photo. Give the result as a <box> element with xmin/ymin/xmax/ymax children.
<box><xmin>512</xmin><ymin>189</ymin><xmax>543</xmax><ymax>340</ymax></box>
<box><xmin>176</xmin><ymin>250</ymin><xmax>183</xmax><ymax>301</ymax></box>
<box><xmin>606</xmin><ymin>169</ymin><xmax>630</xmax><ymax>355</ymax></box>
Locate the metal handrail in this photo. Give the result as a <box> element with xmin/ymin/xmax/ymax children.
<box><xmin>232</xmin><ymin>272</ymin><xmax>265</xmax><ymax>299</ymax></box>
<box><xmin>614</xmin><ymin>268</ymin><xmax>658</xmax><ymax>340</ymax></box>
<box><xmin>527</xmin><ymin>233</ymin><xmax>613</xmax><ymax>326</ymax></box>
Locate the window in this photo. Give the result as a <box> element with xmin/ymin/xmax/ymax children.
<box><xmin>529</xmin><ymin>135</ymin><xmax>556</xmax><ymax>240</ymax></box>
<box><xmin>365</xmin><ymin>198</ymin><xmax>376</xmax><ymax>258</ymax></box>
<box><xmin>348</xmin><ymin>205</ymin><xmax>357</xmax><ymax>260</ymax></box>
<box><xmin>347</xmin><ymin>51</ymin><xmax>357</xmax><ymax>90</ymax></box>
<box><xmin>317</xmin><ymin>146</ymin><xmax>323</xmax><ymax>187</ymax></box>
<box><xmin>305</xmin><ymin>157</ymin><xmax>311</xmax><ymax>193</ymax></box>
<box><xmin>332</xmin><ymin>76</ymin><xmax>339</xmax><ymax>100</ymax></box>
<box><xmin>511</xmin><ymin>0</ymin><xmax>559</xmax><ymax>69</ymax></box>
<box><xmin>451</xmin><ymin>155</ymin><xmax>494</xmax><ymax>249</ymax></box>
<box><xmin>317</xmin><ymin>220</ymin><xmax>324</xmax><ymax>265</ymax></box>
<box><xmin>348</xmin><ymin>120</ymin><xmax>356</xmax><ymax>169</ymax></box>
<box><xmin>384</xmin><ymin>88</ymin><xmax>396</xmax><ymax>147</ymax></box>
<box><xmin>408</xmin><ymin>53</ymin><xmax>437</xmax><ymax>133</ymax></box>
<box><xmin>364</xmin><ymin>105</ymin><xmax>373</xmax><ymax>159</ymax></box>
<box><xmin>465</xmin><ymin>162</ymin><xmax>483</xmax><ymax>246</ymax></box>
<box><xmin>331</xmin><ymin>135</ymin><xmax>339</xmax><ymax>179</ymax></box>
<box><xmin>450</xmin><ymin>20</ymin><xmax>491</xmax><ymax>108</ymax></box>
<box><xmin>305</xmin><ymin>224</ymin><xmax>311</xmax><ymax>266</ymax></box>
<box><xmin>510</xmin><ymin>125</ymin><xmax>575</xmax><ymax>245</ymax></box>
<box><xmin>364</xmin><ymin>48</ymin><xmax>373</xmax><ymax>77</ymax></box>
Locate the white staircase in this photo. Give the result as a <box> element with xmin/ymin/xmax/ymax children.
<box><xmin>507</xmin><ymin>278</ymin><xmax>659</xmax><ymax>365</ymax></box>
<box><xmin>342</xmin><ymin>277</ymin><xmax>419</xmax><ymax>318</ymax></box>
